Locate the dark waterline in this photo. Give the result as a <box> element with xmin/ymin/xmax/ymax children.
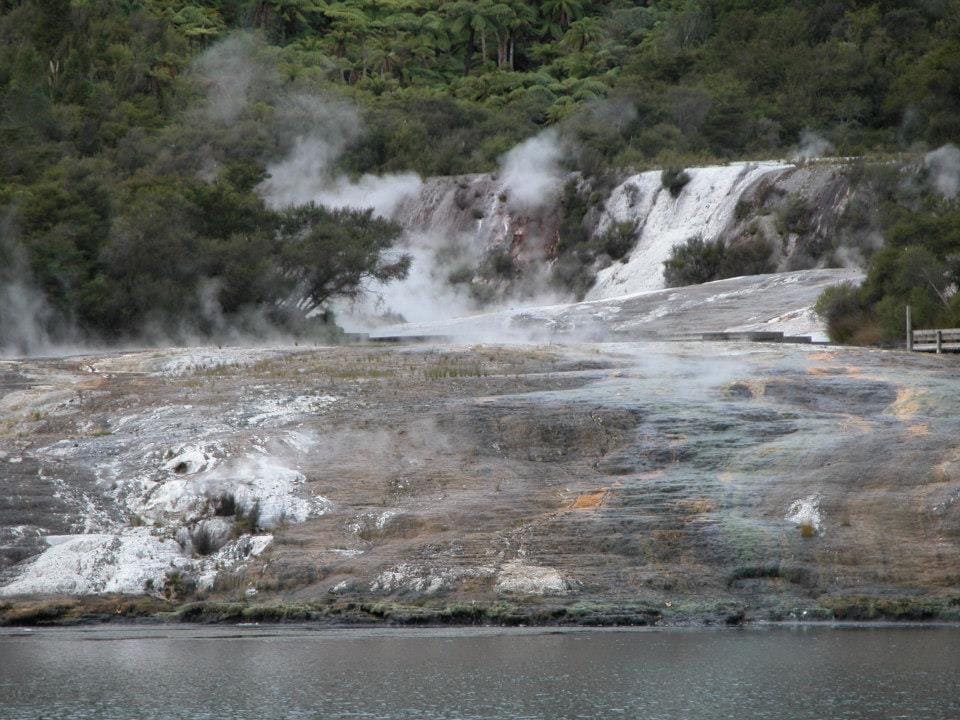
<box><xmin>1</xmin><ymin>625</ymin><xmax>958</xmax><ymax>719</ymax></box>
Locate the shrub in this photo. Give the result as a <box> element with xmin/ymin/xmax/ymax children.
<box><xmin>425</xmin><ymin>361</ymin><xmax>484</xmax><ymax>380</ymax></box>
<box><xmin>446</xmin><ymin>265</ymin><xmax>474</xmax><ymax>285</ymax></box>
<box><xmin>234</xmin><ymin>500</ymin><xmax>262</xmax><ymax>534</ymax></box>
<box><xmin>598</xmin><ymin>221</ymin><xmax>637</xmax><ymax>261</ymax></box>
<box><xmin>814</xmin><ymin>282</ymin><xmax>867</xmax><ymax>344</ymax></box>
<box><xmin>190</xmin><ymin>526</ymin><xmax>215</xmax><ymax>556</ymax></box>
<box><xmin>163</xmin><ymin>571</ymin><xmax>196</xmax><ymax>601</ymax></box>
<box><xmin>727</xmin><ymin>564</ymin><xmax>814</xmax><ymax>587</ymax></box>
<box><xmin>661</xmin><ymin>167</ymin><xmax>692</xmax><ymax>198</ymax></box>
<box><xmin>777</xmin><ymin>194</ymin><xmax>811</xmax><ymax>235</ymax></box>
<box><xmin>663</xmin><ymin>235</ymin><xmax>725</xmax><ymax>286</ymax></box>
<box><xmin>823</xmin><ymin>596</ymin><xmax>942</xmax><ymax>621</ymax></box>
<box><xmin>663</xmin><ymin>234</ymin><xmax>775</xmax><ymax>287</ymax></box>
<box><xmin>551</xmin><ymin>252</ymin><xmax>596</xmax><ymax>300</ymax></box>
<box><xmin>721</xmin><ymin>237</ymin><xmax>775</xmax><ymax>277</ymax></box>
<box><xmin>478</xmin><ymin>247</ymin><xmax>517</xmax><ymax>281</ymax></box>
<box><xmin>556</xmin><ymin>179</ymin><xmax>591</xmax><ymax>253</ymax></box>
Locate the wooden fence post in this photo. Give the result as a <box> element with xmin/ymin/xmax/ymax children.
<box><xmin>936</xmin><ymin>330</ymin><xmax>943</xmax><ymax>354</ymax></box>
<box><xmin>906</xmin><ymin>305</ymin><xmax>913</xmax><ymax>351</ymax></box>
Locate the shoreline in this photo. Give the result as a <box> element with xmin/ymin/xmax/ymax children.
<box><xmin>4</xmin><ymin>619</ymin><xmax>960</xmax><ymax>640</ymax></box>
<box><xmin>4</xmin><ymin>594</ymin><xmax>960</xmax><ymax>629</ymax></box>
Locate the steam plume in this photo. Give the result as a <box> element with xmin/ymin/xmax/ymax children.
<box><xmin>0</xmin><ymin>217</ymin><xmax>55</xmax><ymax>358</ymax></box>
<box><xmin>924</xmin><ymin>144</ymin><xmax>960</xmax><ymax>200</ymax></box>
<box><xmin>259</xmin><ymin>136</ymin><xmax>422</xmax><ymax>218</ymax></box>
<box><xmin>499</xmin><ymin>129</ymin><xmax>565</xmax><ymax>210</ymax></box>
<box><xmin>792</xmin><ymin>130</ymin><xmax>833</xmax><ymax>160</ymax></box>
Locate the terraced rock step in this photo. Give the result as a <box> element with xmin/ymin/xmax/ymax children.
<box><xmin>1</xmin><ymin>340</ymin><xmax>959</xmax><ymax>625</ymax></box>
<box><xmin>369</xmin><ymin>269</ymin><xmax>862</xmax><ymax>344</ymax></box>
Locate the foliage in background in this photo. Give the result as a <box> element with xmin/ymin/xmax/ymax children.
<box><xmin>815</xmin><ymin>161</ymin><xmax>960</xmax><ymax>344</ymax></box>
<box><xmin>3</xmin><ymin>0</ymin><xmax>960</xmax><ymax>340</ymax></box>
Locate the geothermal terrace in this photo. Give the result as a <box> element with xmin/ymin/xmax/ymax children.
<box><xmin>2</xmin><ymin>303</ymin><xmax>959</xmax><ymax>624</ymax></box>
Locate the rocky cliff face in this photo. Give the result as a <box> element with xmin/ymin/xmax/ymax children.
<box><xmin>718</xmin><ymin>162</ymin><xmax>860</xmax><ymax>272</ymax></box>
<box><xmin>352</xmin><ymin>160</ymin><xmax>861</xmax><ymax>330</ymax></box>
<box><xmin>586</xmin><ymin>162</ymin><xmax>792</xmax><ymax>300</ymax></box>
<box><xmin>390</xmin><ymin>173</ymin><xmax>562</xmax><ymax>264</ymax></box>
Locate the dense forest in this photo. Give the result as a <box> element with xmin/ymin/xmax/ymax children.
<box><xmin>2</xmin><ymin>0</ymin><xmax>960</xmax><ymax>343</ymax></box>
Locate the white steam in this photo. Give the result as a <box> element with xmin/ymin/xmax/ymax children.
<box><xmin>0</xmin><ymin>218</ymin><xmax>56</xmax><ymax>358</ymax></box>
<box><xmin>0</xmin><ymin>270</ymin><xmax>52</xmax><ymax>358</ymax></box>
<box><xmin>924</xmin><ymin>144</ymin><xmax>960</xmax><ymax>200</ymax></box>
<box><xmin>191</xmin><ymin>33</ymin><xmax>262</xmax><ymax>124</ymax></box>
<box><xmin>333</xmin><ymin>238</ymin><xmax>480</xmax><ymax>330</ymax></box>
<box><xmin>499</xmin><ymin>129</ymin><xmax>565</xmax><ymax>210</ymax></box>
<box><xmin>189</xmin><ymin>35</ymin><xmax>425</xmax><ymax>218</ymax></box>
<box><xmin>187</xmin><ymin>35</ymin><xmax>577</xmax><ymax>336</ymax></box>
<box><xmin>316</xmin><ymin>172</ymin><xmax>424</xmax><ymax>219</ymax></box>
<box><xmin>792</xmin><ymin>130</ymin><xmax>834</xmax><ymax>160</ymax></box>
<box><xmin>185</xmin><ymin>34</ymin><xmax>430</xmax><ymax>335</ymax></box>
<box><xmin>260</xmin><ymin>137</ymin><xmax>422</xmax><ymax>218</ymax></box>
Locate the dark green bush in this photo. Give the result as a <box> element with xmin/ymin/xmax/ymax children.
<box><xmin>550</xmin><ymin>251</ymin><xmax>597</xmax><ymax>300</ymax></box>
<box><xmin>234</xmin><ymin>500</ymin><xmax>262</xmax><ymax>535</ymax></box>
<box><xmin>814</xmin><ymin>282</ymin><xmax>869</xmax><ymax>344</ymax></box>
<box><xmin>213</xmin><ymin>493</ymin><xmax>237</xmax><ymax>517</ymax></box>
<box><xmin>663</xmin><ymin>235</ymin><xmax>774</xmax><ymax>287</ymax></box>
<box><xmin>478</xmin><ymin>248</ymin><xmax>517</xmax><ymax>281</ymax></box>
<box><xmin>599</xmin><ymin>221</ymin><xmax>638</xmax><ymax>261</ymax></box>
<box><xmin>777</xmin><ymin>195</ymin><xmax>812</xmax><ymax>235</ymax></box>
<box><xmin>190</xmin><ymin>526</ymin><xmax>215</xmax><ymax>557</ymax></box>
<box><xmin>447</xmin><ymin>265</ymin><xmax>474</xmax><ymax>286</ymax></box>
<box><xmin>724</xmin><ymin>237</ymin><xmax>776</xmax><ymax>277</ymax></box>
<box><xmin>661</xmin><ymin>168</ymin><xmax>692</xmax><ymax>198</ymax></box>
<box><xmin>663</xmin><ymin>236</ymin><xmax>726</xmax><ymax>286</ymax></box>
<box><xmin>163</xmin><ymin>571</ymin><xmax>196</xmax><ymax>601</ymax></box>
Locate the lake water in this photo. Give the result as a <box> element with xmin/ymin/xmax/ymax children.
<box><xmin>1</xmin><ymin>625</ymin><xmax>958</xmax><ymax>719</ymax></box>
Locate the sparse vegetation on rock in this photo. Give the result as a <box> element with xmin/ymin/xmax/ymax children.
<box><xmin>661</xmin><ymin>168</ymin><xmax>692</xmax><ymax>198</ymax></box>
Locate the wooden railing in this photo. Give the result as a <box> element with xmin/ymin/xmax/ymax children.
<box><xmin>910</xmin><ymin>328</ymin><xmax>960</xmax><ymax>353</ymax></box>
<box><xmin>905</xmin><ymin>306</ymin><xmax>960</xmax><ymax>353</ymax></box>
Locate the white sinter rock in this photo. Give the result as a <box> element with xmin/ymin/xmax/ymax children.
<box><xmin>495</xmin><ymin>561</ymin><xmax>569</xmax><ymax>596</ymax></box>
<box><xmin>587</xmin><ymin>162</ymin><xmax>792</xmax><ymax>300</ymax></box>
